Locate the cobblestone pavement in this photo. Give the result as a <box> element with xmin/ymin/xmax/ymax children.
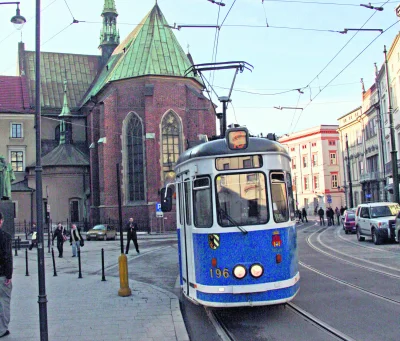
<box><xmin>8</xmin><ymin>233</ymin><xmax>189</xmax><ymax>341</ymax></box>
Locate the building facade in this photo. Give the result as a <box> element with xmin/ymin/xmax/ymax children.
<box><xmin>279</xmin><ymin>125</ymin><xmax>345</xmax><ymax>214</ymax></box>
<box><xmin>6</xmin><ymin>1</ymin><xmax>216</xmax><ymax>230</ymax></box>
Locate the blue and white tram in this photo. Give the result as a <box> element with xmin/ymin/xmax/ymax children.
<box><xmin>161</xmin><ymin>127</ymin><xmax>299</xmax><ymax>307</ymax></box>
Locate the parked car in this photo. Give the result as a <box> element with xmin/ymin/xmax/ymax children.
<box><xmin>394</xmin><ymin>211</ymin><xmax>400</xmax><ymax>243</ymax></box>
<box><xmin>343</xmin><ymin>209</ymin><xmax>356</xmax><ymax>234</ymax></box>
<box><xmin>86</xmin><ymin>224</ymin><xmax>116</xmax><ymax>241</ymax></box>
<box><xmin>355</xmin><ymin>202</ymin><xmax>400</xmax><ymax>245</ymax></box>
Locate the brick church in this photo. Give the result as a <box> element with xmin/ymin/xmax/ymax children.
<box><xmin>6</xmin><ymin>1</ymin><xmax>216</xmax><ymax>230</ymax></box>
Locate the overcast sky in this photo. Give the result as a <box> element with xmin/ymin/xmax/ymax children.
<box><xmin>1</xmin><ymin>0</ymin><xmax>399</xmax><ymax>136</ymax></box>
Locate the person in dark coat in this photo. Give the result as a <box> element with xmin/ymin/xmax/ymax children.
<box><xmin>0</xmin><ymin>211</ymin><xmax>12</xmax><ymax>338</ymax></box>
<box><xmin>52</xmin><ymin>223</ymin><xmax>66</xmax><ymax>258</ymax></box>
<box><xmin>125</xmin><ymin>217</ymin><xmax>140</xmax><ymax>254</ymax></box>
<box><xmin>318</xmin><ymin>207</ymin><xmax>325</xmax><ymax>226</ymax></box>
<box><xmin>69</xmin><ymin>224</ymin><xmax>83</xmax><ymax>257</ymax></box>
<box><xmin>302</xmin><ymin>208</ymin><xmax>308</xmax><ymax>223</ymax></box>
<box><xmin>28</xmin><ymin>223</ymin><xmax>37</xmax><ymax>250</ymax></box>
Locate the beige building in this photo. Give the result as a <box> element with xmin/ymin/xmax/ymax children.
<box><xmin>279</xmin><ymin>125</ymin><xmax>345</xmax><ymax>214</ymax></box>
<box><xmin>0</xmin><ymin>75</ymin><xmax>36</xmax><ymax>224</ymax></box>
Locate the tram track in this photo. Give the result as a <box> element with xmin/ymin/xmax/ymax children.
<box><xmin>208</xmin><ymin>303</ymin><xmax>358</xmax><ymax>341</ymax></box>
<box><xmin>334</xmin><ymin>225</ymin><xmax>400</xmax><ymax>254</ymax></box>
<box><xmin>305</xmin><ymin>225</ymin><xmax>400</xmax><ymax>278</ymax></box>
<box><xmin>299</xmin><ymin>261</ymin><xmax>400</xmax><ymax>306</ymax></box>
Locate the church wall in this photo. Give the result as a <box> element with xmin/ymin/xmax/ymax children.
<box><xmin>92</xmin><ymin>76</ymin><xmax>215</xmax><ymax>231</ymax></box>
<box><xmin>88</xmin><ymin>108</ymin><xmax>101</xmax><ymax>224</ymax></box>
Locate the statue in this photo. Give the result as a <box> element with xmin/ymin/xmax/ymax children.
<box><xmin>0</xmin><ymin>156</ymin><xmax>15</xmax><ymax>200</ymax></box>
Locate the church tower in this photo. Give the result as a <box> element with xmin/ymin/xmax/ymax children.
<box><xmin>99</xmin><ymin>0</ymin><xmax>120</xmax><ymax>66</ymax></box>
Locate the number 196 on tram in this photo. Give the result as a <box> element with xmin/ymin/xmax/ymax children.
<box><xmin>161</xmin><ymin>127</ymin><xmax>299</xmax><ymax>307</ymax></box>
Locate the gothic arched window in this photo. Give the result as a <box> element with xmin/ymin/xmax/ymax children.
<box><xmin>161</xmin><ymin>111</ymin><xmax>181</xmax><ymax>181</ymax></box>
<box><xmin>126</xmin><ymin>114</ymin><xmax>145</xmax><ymax>202</ymax></box>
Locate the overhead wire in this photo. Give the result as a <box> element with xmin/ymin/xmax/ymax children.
<box><xmin>292</xmin><ymin>18</ymin><xmax>399</xmax><ymax>131</ymax></box>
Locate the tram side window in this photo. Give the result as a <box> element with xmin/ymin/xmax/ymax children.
<box><xmin>193</xmin><ymin>177</ymin><xmax>213</xmax><ymax>228</ymax></box>
<box><xmin>270</xmin><ymin>172</ymin><xmax>289</xmax><ymax>223</ymax></box>
<box><xmin>216</xmin><ymin>172</ymin><xmax>268</xmax><ymax>227</ymax></box>
<box><xmin>184</xmin><ymin>180</ymin><xmax>192</xmax><ymax>225</ymax></box>
<box><xmin>286</xmin><ymin>173</ymin><xmax>296</xmax><ymax>221</ymax></box>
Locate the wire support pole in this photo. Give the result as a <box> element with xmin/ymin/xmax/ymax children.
<box><xmin>35</xmin><ymin>1</ymin><xmax>49</xmax><ymax>339</ymax></box>
<box><xmin>345</xmin><ymin>134</ymin><xmax>354</xmax><ymax>208</ymax></box>
<box><xmin>384</xmin><ymin>45</ymin><xmax>399</xmax><ymax>203</ymax></box>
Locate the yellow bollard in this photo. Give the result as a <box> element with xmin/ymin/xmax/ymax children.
<box><xmin>118</xmin><ymin>253</ymin><xmax>132</xmax><ymax>297</ymax></box>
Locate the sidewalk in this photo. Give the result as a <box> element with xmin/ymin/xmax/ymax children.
<box><xmin>8</xmin><ymin>234</ymin><xmax>189</xmax><ymax>341</ymax></box>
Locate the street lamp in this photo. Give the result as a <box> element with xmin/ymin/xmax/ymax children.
<box><xmin>0</xmin><ymin>2</ymin><xmax>26</xmax><ymax>28</ymax></box>
<box><xmin>34</xmin><ymin>0</ymin><xmax>49</xmax><ymax>340</ymax></box>
<box><xmin>345</xmin><ymin>134</ymin><xmax>354</xmax><ymax>208</ymax></box>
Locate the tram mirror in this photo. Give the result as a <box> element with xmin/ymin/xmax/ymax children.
<box><xmin>193</xmin><ymin>177</ymin><xmax>210</xmax><ymax>190</ymax></box>
<box><xmin>160</xmin><ymin>187</ymin><xmax>173</xmax><ymax>212</ymax></box>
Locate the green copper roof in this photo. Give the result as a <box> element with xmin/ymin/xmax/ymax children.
<box><xmin>102</xmin><ymin>0</ymin><xmax>117</xmax><ymax>15</ymax></box>
<box><xmin>82</xmin><ymin>4</ymin><xmax>198</xmax><ymax>105</ymax></box>
<box><xmin>59</xmin><ymin>79</ymin><xmax>72</xmax><ymax>118</ymax></box>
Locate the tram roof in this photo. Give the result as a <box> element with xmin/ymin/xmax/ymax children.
<box><xmin>176</xmin><ymin>137</ymin><xmax>289</xmax><ymax>166</ymax></box>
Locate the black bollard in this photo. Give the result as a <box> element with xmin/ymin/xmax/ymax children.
<box><xmin>14</xmin><ymin>239</ymin><xmax>17</xmax><ymax>256</ymax></box>
<box><xmin>51</xmin><ymin>248</ymin><xmax>57</xmax><ymax>277</ymax></box>
<box><xmin>51</xmin><ymin>230</ymin><xmax>54</xmax><ymax>246</ymax></box>
<box><xmin>101</xmin><ymin>248</ymin><xmax>106</xmax><ymax>281</ymax></box>
<box><xmin>17</xmin><ymin>236</ymin><xmax>21</xmax><ymax>250</ymax></box>
<box><xmin>25</xmin><ymin>249</ymin><xmax>29</xmax><ymax>276</ymax></box>
<box><xmin>47</xmin><ymin>227</ymin><xmax>51</xmax><ymax>253</ymax></box>
<box><xmin>78</xmin><ymin>249</ymin><xmax>82</xmax><ymax>278</ymax></box>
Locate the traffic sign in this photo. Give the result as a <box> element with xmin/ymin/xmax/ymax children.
<box><xmin>326</xmin><ymin>194</ymin><xmax>332</xmax><ymax>204</ymax></box>
<box><xmin>365</xmin><ymin>193</ymin><xmax>372</xmax><ymax>199</ymax></box>
<box><xmin>156</xmin><ymin>202</ymin><xmax>163</xmax><ymax>217</ymax></box>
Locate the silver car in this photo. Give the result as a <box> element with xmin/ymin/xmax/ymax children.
<box><xmin>395</xmin><ymin>211</ymin><xmax>400</xmax><ymax>243</ymax></box>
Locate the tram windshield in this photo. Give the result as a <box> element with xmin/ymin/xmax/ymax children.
<box><xmin>216</xmin><ymin>172</ymin><xmax>268</xmax><ymax>227</ymax></box>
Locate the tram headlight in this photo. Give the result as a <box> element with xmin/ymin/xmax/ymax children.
<box><xmin>233</xmin><ymin>265</ymin><xmax>247</xmax><ymax>279</ymax></box>
<box><xmin>250</xmin><ymin>264</ymin><xmax>264</xmax><ymax>278</ymax></box>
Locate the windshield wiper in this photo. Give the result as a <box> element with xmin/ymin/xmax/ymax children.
<box><xmin>218</xmin><ymin>207</ymin><xmax>248</xmax><ymax>235</ymax></box>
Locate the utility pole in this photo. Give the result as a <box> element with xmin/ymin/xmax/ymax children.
<box><xmin>345</xmin><ymin>134</ymin><xmax>354</xmax><ymax>208</ymax></box>
<box><xmin>384</xmin><ymin>45</ymin><xmax>399</xmax><ymax>203</ymax></box>
<box><xmin>374</xmin><ymin>62</ymin><xmax>387</xmax><ymax>201</ymax></box>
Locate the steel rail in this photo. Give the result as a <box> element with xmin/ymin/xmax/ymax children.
<box><xmin>306</xmin><ymin>226</ymin><xmax>400</xmax><ymax>277</ymax></box>
<box><xmin>287</xmin><ymin>303</ymin><xmax>357</xmax><ymax>341</ymax></box>
<box><xmin>299</xmin><ymin>261</ymin><xmax>400</xmax><ymax>306</ymax></box>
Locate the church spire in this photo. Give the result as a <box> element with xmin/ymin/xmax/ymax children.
<box><xmin>59</xmin><ymin>78</ymin><xmax>72</xmax><ymax>145</ymax></box>
<box><xmin>99</xmin><ymin>0</ymin><xmax>119</xmax><ymax>66</ymax></box>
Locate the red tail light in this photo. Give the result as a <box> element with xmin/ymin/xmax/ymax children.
<box><xmin>272</xmin><ymin>234</ymin><xmax>281</xmax><ymax>247</ymax></box>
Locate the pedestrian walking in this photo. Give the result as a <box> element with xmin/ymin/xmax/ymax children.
<box><xmin>28</xmin><ymin>223</ymin><xmax>37</xmax><ymax>251</ymax></box>
<box><xmin>52</xmin><ymin>223</ymin><xmax>67</xmax><ymax>258</ymax></box>
<box><xmin>125</xmin><ymin>217</ymin><xmax>140</xmax><ymax>254</ymax></box>
<box><xmin>69</xmin><ymin>224</ymin><xmax>83</xmax><ymax>257</ymax></box>
<box><xmin>0</xmin><ymin>212</ymin><xmax>12</xmax><ymax>338</ymax></box>
<box><xmin>302</xmin><ymin>207</ymin><xmax>308</xmax><ymax>223</ymax></box>
<box><xmin>327</xmin><ymin>207</ymin><xmax>334</xmax><ymax>226</ymax></box>
<box><xmin>335</xmin><ymin>207</ymin><xmax>341</xmax><ymax>225</ymax></box>
<box><xmin>318</xmin><ymin>207</ymin><xmax>325</xmax><ymax>226</ymax></box>
<box><xmin>340</xmin><ymin>206</ymin><xmax>345</xmax><ymax>216</ymax></box>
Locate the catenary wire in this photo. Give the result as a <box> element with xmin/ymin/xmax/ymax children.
<box><xmin>63</xmin><ymin>0</ymin><xmax>75</xmax><ymax>21</ymax></box>
<box><xmin>292</xmin><ymin>19</ymin><xmax>399</xmax><ymax>131</ymax></box>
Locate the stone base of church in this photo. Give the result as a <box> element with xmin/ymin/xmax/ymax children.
<box><xmin>0</xmin><ymin>200</ymin><xmax>15</xmax><ymax>238</ymax></box>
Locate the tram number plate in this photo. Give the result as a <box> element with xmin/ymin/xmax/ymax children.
<box><xmin>210</xmin><ymin>268</ymin><xmax>230</xmax><ymax>278</ymax></box>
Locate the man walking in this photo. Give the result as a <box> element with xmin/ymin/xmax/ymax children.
<box><xmin>125</xmin><ymin>217</ymin><xmax>140</xmax><ymax>254</ymax></box>
<box><xmin>0</xmin><ymin>212</ymin><xmax>12</xmax><ymax>338</ymax></box>
<box><xmin>302</xmin><ymin>207</ymin><xmax>308</xmax><ymax>223</ymax></box>
<box><xmin>318</xmin><ymin>207</ymin><xmax>325</xmax><ymax>226</ymax></box>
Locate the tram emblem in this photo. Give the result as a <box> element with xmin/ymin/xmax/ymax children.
<box><xmin>208</xmin><ymin>234</ymin><xmax>220</xmax><ymax>250</ymax></box>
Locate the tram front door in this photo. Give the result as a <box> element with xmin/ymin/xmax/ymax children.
<box><xmin>179</xmin><ymin>178</ymin><xmax>195</xmax><ymax>298</ymax></box>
